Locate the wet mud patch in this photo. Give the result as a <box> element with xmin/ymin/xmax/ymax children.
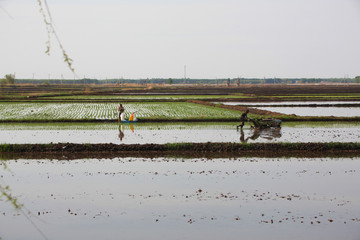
<box><xmin>1</xmin><ymin>142</ymin><xmax>359</xmax><ymax>159</ymax></box>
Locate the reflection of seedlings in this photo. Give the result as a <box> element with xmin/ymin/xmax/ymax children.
<box><xmin>37</xmin><ymin>211</ymin><xmax>51</xmax><ymax>216</ymax></box>
<box><xmin>182</xmin><ymin>214</ymin><xmax>195</xmax><ymax>224</ymax></box>
<box><xmin>68</xmin><ymin>209</ymin><xmax>78</xmax><ymax>216</ymax></box>
<box><xmin>218</xmin><ymin>193</ymin><xmax>238</xmax><ymax>200</ymax></box>
<box><xmin>92</xmin><ymin>211</ymin><xmax>110</xmax><ymax>219</ymax></box>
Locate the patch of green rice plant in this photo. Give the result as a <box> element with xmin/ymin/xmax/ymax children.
<box><xmin>0</xmin><ymin>102</ymin><xmax>243</xmax><ymax>121</ymax></box>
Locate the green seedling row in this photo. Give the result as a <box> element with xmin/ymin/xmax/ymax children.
<box><xmin>0</xmin><ymin>102</ymin><xmax>242</xmax><ymax>121</ymax></box>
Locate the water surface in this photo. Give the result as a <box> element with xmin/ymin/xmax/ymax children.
<box><xmin>0</xmin><ymin>122</ymin><xmax>359</xmax><ymax>144</ymax></box>
<box><xmin>215</xmin><ymin>101</ymin><xmax>360</xmax><ymax>106</ymax></box>
<box><xmin>1</xmin><ymin>157</ymin><xmax>359</xmax><ymax>240</ymax></box>
<box><xmin>255</xmin><ymin>107</ymin><xmax>360</xmax><ymax>117</ymax></box>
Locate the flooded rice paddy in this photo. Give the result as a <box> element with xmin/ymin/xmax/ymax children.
<box><xmin>1</xmin><ymin>122</ymin><xmax>360</xmax><ymax>144</ymax></box>
<box><xmin>1</xmin><ymin>157</ymin><xmax>359</xmax><ymax>240</ymax></box>
<box><xmin>216</xmin><ymin>101</ymin><xmax>360</xmax><ymax>106</ymax></box>
<box><xmin>255</xmin><ymin>107</ymin><xmax>360</xmax><ymax>117</ymax></box>
<box><xmin>215</xmin><ymin>102</ymin><xmax>360</xmax><ymax>117</ymax></box>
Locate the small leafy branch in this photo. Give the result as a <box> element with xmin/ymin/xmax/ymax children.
<box><xmin>0</xmin><ymin>162</ymin><xmax>48</xmax><ymax>240</ymax></box>
<box><xmin>0</xmin><ymin>185</ymin><xmax>24</xmax><ymax>210</ymax></box>
<box><xmin>0</xmin><ymin>161</ymin><xmax>23</xmax><ymax>223</ymax></box>
<box><xmin>37</xmin><ymin>0</ymin><xmax>77</xmax><ymax>76</ymax></box>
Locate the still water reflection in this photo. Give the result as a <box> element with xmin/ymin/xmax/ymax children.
<box><xmin>118</xmin><ymin>124</ymin><xmax>135</xmax><ymax>141</ymax></box>
<box><xmin>1</xmin><ymin>122</ymin><xmax>360</xmax><ymax>144</ymax></box>
<box><xmin>1</xmin><ymin>157</ymin><xmax>359</xmax><ymax>240</ymax></box>
<box><xmin>256</xmin><ymin>107</ymin><xmax>360</xmax><ymax>117</ymax></box>
<box><xmin>239</xmin><ymin>128</ymin><xmax>282</xmax><ymax>143</ymax></box>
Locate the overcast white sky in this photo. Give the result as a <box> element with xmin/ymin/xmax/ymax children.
<box><xmin>1</xmin><ymin>0</ymin><xmax>360</xmax><ymax>79</ymax></box>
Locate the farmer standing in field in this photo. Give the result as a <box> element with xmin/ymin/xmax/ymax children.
<box><xmin>237</xmin><ymin>109</ymin><xmax>250</xmax><ymax>129</ymax></box>
<box><xmin>118</xmin><ymin>104</ymin><xmax>125</xmax><ymax>121</ymax></box>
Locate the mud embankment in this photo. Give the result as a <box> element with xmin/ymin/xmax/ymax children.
<box><xmin>188</xmin><ymin>100</ymin><xmax>292</xmax><ymax>116</ymax></box>
<box><xmin>1</xmin><ymin>142</ymin><xmax>359</xmax><ymax>160</ymax></box>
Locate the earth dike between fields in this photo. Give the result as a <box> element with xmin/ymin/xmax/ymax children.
<box><xmin>1</xmin><ymin>142</ymin><xmax>359</xmax><ymax>160</ymax></box>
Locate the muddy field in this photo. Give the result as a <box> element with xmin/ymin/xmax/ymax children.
<box><xmin>2</xmin><ymin>84</ymin><xmax>360</xmax><ymax>98</ymax></box>
<box><xmin>1</xmin><ymin>142</ymin><xmax>360</xmax><ymax>161</ymax></box>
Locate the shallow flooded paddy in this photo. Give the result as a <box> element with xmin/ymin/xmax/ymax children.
<box><xmin>1</xmin><ymin>122</ymin><xmax>360</xmax><ymax>144</ymax></box>
<box><xmin>216</xmin><ymin>101</ymin><xmax>360</xmax><ymax>106</ymax></box>
<box><xmin>1</xmin><ymin>157</ymin><xmax>359</xmax><ymax>240</ymax></box>
<box><xmin>255</xmin><ymin>107</ymin><xmax>360</xmax><ymax>117</ymax></box>
<box><xmin>215</xmin><ymin>101</ymin><xmax>360</xmax><ymax>117</ymax></box>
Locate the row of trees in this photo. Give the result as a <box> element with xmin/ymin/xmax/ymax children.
<box><xmin>12</xmin><ymin>77</ymin><xmax>360</xmax><ymax>85</ymax></box>
<box><xmin>2</xmin><ymin>74</ymin><xmax>359</xmax><ymax>86</ymax></box>
<box><xmin>0</xmin><ymin>74</ymin><xmax>15</xmax><ymax>85</ymax></box>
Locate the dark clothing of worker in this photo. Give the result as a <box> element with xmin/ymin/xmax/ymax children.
<box><xmin>237</xmin><ymin>110</ymin><xmax>249</xmax><ymax>129</ymax></box>
<box><xmin>240</xmin><ymin>111</ymin><xmax>248</xmax><ymax>120</ymax></box>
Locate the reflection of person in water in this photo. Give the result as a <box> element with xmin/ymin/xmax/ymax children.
<box><xmin>240</xmin><ymin>128</ymin><xmax>246</xmax><ymax>143</ymax></box>
<box><xmin>118</xmin><ymin>124</ymin><xmax>125</xmax><ymax>141</ymax></box>
<box><xmin>247</xmin><ymin>128</ymin><xmax>262</xmax><ymax>141</ymax></box>
<box><xmin>240</xmin><ymin>128</ymin><xmax>282</xmax><ymax>143</ymax></box>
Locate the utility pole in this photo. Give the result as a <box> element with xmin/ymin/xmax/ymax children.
<box><xmin>184</xmin><ymin>65</ymin><xmax>186</xmax><ymax>84</ymax></box>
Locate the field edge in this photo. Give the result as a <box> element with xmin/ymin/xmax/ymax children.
<box><xmin>1</xmin><ymin>142</ymin><xmax>359</xmax><ymax>159</ymax></box>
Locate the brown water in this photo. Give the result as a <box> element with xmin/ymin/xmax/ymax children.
<box><xmin>1</xmin><ymin>157</ymin><xmax>359</xmax><ymax>240</ymax></box>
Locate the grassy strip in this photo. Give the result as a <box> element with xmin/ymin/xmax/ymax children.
<box><xmin>1</xmin><ymin>116</ymin><xmax>360</xmax><ymax>123</ymax></box>
<box><xmin>1</xmin><ymin>142</ymin><xmax>359</xmax><ymax>153</ymax></box>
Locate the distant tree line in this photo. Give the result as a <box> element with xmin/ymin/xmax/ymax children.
<box><xmin>0</xmin><ymin>74</ymin><xmax>16</xmax><ymax>85</ymax></box>
<box><xmin>355</xmin><ymin>76</ymin><xmax>360</xmax><ymax>83</ymax></box>
<box><xmin>13</xmin><ymin>77</ymin><xmax>359</xmax><ymax>85</ymax></box>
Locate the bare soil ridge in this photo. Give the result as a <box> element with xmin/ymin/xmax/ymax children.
<box><xmin>1</xmin><ymin>142</ymin><xmax>359</xmax><ymax>156</ymax></box>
